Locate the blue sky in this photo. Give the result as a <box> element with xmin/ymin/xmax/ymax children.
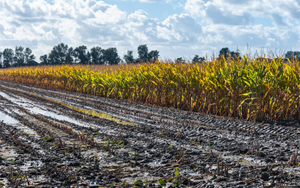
<box><xmin>1</xmin><ymin>0</ymin><xmax>300</xmax><ymax>61</ymax></box>
<box><xmin>109</xmin><ymin>0</ymin><xmax>183</xmax><ymax>21</ymax></box>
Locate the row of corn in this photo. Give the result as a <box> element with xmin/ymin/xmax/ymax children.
<box><xmin>0</xmin><ymin>56</ymin><xmax>299</xmax><ymax>121</ymax></box>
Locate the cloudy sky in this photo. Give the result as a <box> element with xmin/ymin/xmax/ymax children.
<box><xmin>0</xmin><ymin>0</ymin><xmax>300</xmax><ymax>61</ymax></box>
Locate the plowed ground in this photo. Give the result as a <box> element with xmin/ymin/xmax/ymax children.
<box><xmin>0</xmin><ymin>80</ymin><xmax>299</xmax><ymax>187</ymax></box>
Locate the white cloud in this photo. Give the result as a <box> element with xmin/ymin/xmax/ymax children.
<box><xmin>0</xmin><ymin>0</ymin><xmax>300</xmax><ymax>62</ymax></box>
<box><xmin>185</xmin><ymin>0</ymin><xmax>300</xmax><ymax>25</ymax></box>
<box><xmin>0</xmin><ymin>0</ymin><xmax>128</xmax><ymax>55</ymax></box>
<box><xmin>182</xmin><ymin>0</ymin><xmax>300</xmax><ymax>57</ymax></box>
<box><xmin>0</xmin><ymin>0</ymin><xmax>208</xmax><ymax>59</ymax></box>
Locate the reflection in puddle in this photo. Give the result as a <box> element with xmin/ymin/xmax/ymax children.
<box><xmin>240</xmin><ymin>157</ymin><xmax>265</xmax><ymax>167</ymax></box>
<box><xmin>74</xmin><ymin>106</ymin><xmax>136</xmax><ymax>127</ymax></box>
<box><xmin>0</xmin><ymin>91</ymin><xmax>92</xmax><ymax>128</ymax></box>
<box><xmin>29</xmin><ymin>107</ymin><xmax>90</xmax><ymax>127</ymax></box>
<box><xmin>34</xmin><ymin>93</ymin><xmax>136</xmax><ymax>126</ymax></box>
<box><xmin>0</xmin><ymin>111</ymin><xmax>37</xmax><ymax>135</ymax></box>
<box><xmin>20</xmin><ymin>128</ymin><xmax>36</xmax><ymax>135</ymax></box>
<box><xmin>0</xmin><ymin>91</ymin><xmax>15</xmax><ymax>101</ymax></box>
<box><xmin>0</xmin><ymin>89</ymin><xmax>136</xmax><ymax>127</ymax></box>
<box><xmin>0</xmin><ymin>111</ymin><xmax>19</xmax><ymax>124</ymax></box>
<box><xmin>21</xmin><ymin>160</ymin><xmax>43</xmax><ymax>171</ymax></box>
<box><xmin>148</xmin><ymin>162</ymin><xmax>163</xmax><ymax>167</ymax></box>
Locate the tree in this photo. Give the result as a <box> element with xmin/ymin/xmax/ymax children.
<box><xmin>0</xmin><ymin>52</ymin><xmax>3</xmax><ymax>68</ymax></box>
<box><xmin>285</xmin><ymin>51</ymin><xmax>300</xmax><ymax>60</ymax></box>
<box><xmin>219</xmin><ymin>47</ymin><xmax>230</xmax><ymax>60</ymax></box>
<box><xmin>27</xmin><ymin>54</ymin><xmax>37</xmax><ymax>66</ymax></box>
<box><xmin>40</xmin><ymin>54</ymin><xmax>48</xmax><ymax>65</ymax></box>
<box><xmin>3</xmin><ymin>48</ymin><xmax>14</xmax><ymax>68</ymax></box>
<box><xmin>24</xmin><ymin>47</ymin><xmax>33</xmax><ymax>65</ymax></box>
<box><xmin>148</xmin><ymin>50</ymin><xmax>159</xmax><ymax>62</ymax></box>
<box><xmin>137</xmin><ymin>44</ymin><xmax>148</xmax><ymax>62</ymax></box>
<box><xmin>192</xmin><ymin>55</ymin><xmax>205</xmax><ymax>64</ymax></box>
<box><xmin>14</xmin><ymin>46</ymin><xmax>25</xmax><ymax>67</ymax></box>
<box><xmin>48</xmin><ymin>43</ymin><xmax>68</xmax><ymax>65</ymax></box>
<box><xmin>74</xmin><ymin>45</ymin><xmax>89</xmax><ymax>64</ymax></box>
<box><xmin>87</xmin><ymin>51</ymin><xmax>91</xmax><ymax>64</ymax></box>
<box><xmin>90</xmin><ymin>46</ymin><xmax>104</xmax><ymax>65</ymax></box>
<box><xmin>175</xmin><ymin>57</ymin><xmax>185</xmax><ymax>64</ymax></box>
<box><xmin>285</xmin><ymin>51</ymin><xmax>293</xmax><ymax>59</ymax></box>
<box><xmin>103</xmin><ymin>48</ymin><xmax>121</xmax><ymax>65</ymax></box>
<box><xmin>65</xmin><ymin>47</ymin><xmax>74</xmax><ymax>64</ymax></box>
<box><xmin>123</xmin><ymin>50</ymin><xmax>135</xmax><ymax>64</ymax></box>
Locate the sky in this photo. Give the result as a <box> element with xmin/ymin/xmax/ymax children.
<box><xmin>0</xmin><ymin>0</ymin><xmax>300</xmax><ymax>61</ymax></box>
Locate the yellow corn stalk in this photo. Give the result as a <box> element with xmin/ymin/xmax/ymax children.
<box><xmin>0</xmin><ymin>57</ymin><xmax>299</xmax><ymax>122</ymax></box>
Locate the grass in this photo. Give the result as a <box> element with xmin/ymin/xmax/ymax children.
<box><xmin>0</xmin><ymin>56</ymin><xmax>299</xmax><ymax>122</ymax></box>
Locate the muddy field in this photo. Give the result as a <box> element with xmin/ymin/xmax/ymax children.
<box><xmin>0</xmin><ymin>80</ymin><xmax>299</xmax><ymax>188</ymax></box>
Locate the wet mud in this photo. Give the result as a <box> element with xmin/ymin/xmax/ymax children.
<box><xmin>0</xmin><ymin>80</ymin><xmax>299</xmax><ymax>187</ymax></box>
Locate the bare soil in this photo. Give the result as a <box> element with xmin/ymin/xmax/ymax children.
<box><xmin>0</xmin><ymin>80</ymin><xmax>299</xmax><ymax>188</ymax></box>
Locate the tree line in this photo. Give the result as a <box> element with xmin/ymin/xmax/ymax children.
<box><xmin>0</xmin><ymin>43</ymin><xmax>160</xmax><ymax>68</ymax></box>
<box><xmin>4</xmin><ymin>45</ymin><xmax>296</xmax><ymax>69</ymax></box>
<box><xmin>0</xmin><ymin>47</ymin><xmax>37</xmax><ymax>68</ymax></box>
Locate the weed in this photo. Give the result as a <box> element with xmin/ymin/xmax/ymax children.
<box><xmin>42</xmin><ymin>137</ymin><xmax>53</xmax><ymax>142</ymax></box>
<box><xmin>134</xmin><ymin>179</ymin><xmax>144</xmax><ymax>187</ymax></box>
<box><xmin>158</xmin><ymin>179</ymin><xmax>166</xmax><ymax>187</ymax></box>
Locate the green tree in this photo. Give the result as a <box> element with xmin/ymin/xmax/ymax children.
<box><xmin>137</xmin><ymin>44</ymin><xmax>148</xmax><ymax>62</ymax></box>
<box><xmin>65</xmin><ymin>47</ymin><xmax>74</xmax><ymax>64</ymax></box>
<box><xmin>123</xmin><ymin>50</ymin><xmax>135</xmax><ymax>64</ymax></box>
<box><xmin>219</xmin><ymin>47</ymin><xmax>230</xmax><ymax>60</ymax></box>
<box><xmin>148</xmin><ymin>50</ymin><xmax>159</xmax><ymax>62</ymax></box>
<box><xmin>48</xmin><ymin>43</ymin><xmax>68</xmax><ymax>65</ymax></box>
<box><xmin>40</xmin><ymin>54</ymin><xmax>48</xmax><ymax>65</ymax></box>
<box><xmin>192</xmin><ymin>55</ymin><xmax>205</xmax><ymax>64</ymax></box>
<box><xmin>14</xmin><ymin>46</ymin><xmax>25</xmax><ymax>67</ymax></box>
<box><xmin>103</xmin><ymin>48</ymin><xmax>120</xmax><ymax>65</ymax></box>
<box><xmin>175</xmin><ymin>57</ymin><xmax>185</xmax><ymax>64</ymax></box>
<box><xmin>27</xmin><ymin>54</ymin><xmax>37</xmax><ymax>66</ymax></box>
<box><xmin>24</xmin><ymin>47</ymin><xmax>33</xmax><ymax>65</ymax></box>
<box><xmin>91</xmin><ymin>46</ymin><xmax>104</xmax><ymax>65</ymax></box>
<box><xmin>74</xmin><ymin>45</ymin><xmax>89</xmax><ymax>64</ymax></box>
<box><xmin>3</xmin><ymin>48</ymin><xmax>14</xmax><ymax>68</ymax></box>
<box><xmin>285</xmin><ymin>51</ymin><xmax>300</xmax><ymax>60</ymax></box>
<box><xmin>0</xmin><ymin>52</ymin><xmax>2</xmax><ymax>68</ymax></box>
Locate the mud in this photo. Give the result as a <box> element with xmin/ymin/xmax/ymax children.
<box><xmin>0</xmin><ymin>80</ymin><xmax>299</xmax><ymax>187</ymax></box>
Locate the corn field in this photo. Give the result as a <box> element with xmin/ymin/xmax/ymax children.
<box><xmin>0</xmin><ymin>56</ymin><xmax>299</xmax><ymax>121</ymax></box>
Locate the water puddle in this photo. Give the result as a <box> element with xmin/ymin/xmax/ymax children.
<box><xmin>53</xmin><ymin>100</ymin><xmax>136</xmax><ymax>127</ymax></box>
<box><xmin>189</xmin><ymin>173</ymin><xmax>200</xmax><ymax>176</ymax></box>
<box><xmin>27</xmin><ymin>91</ymin><xmax>136</xmax><ymax>127</ymax></box>
<box><xmin>0</xmin><ymin>91</ymin><xmax>15</xmax><ymax>101</ymax></box>
<box><xmin>0</xmin><ymin>111</ymin><xmax>19</xmax><ymax>124</ymax></box>
<box><xmin>0</xmin><ymin>89</ymin><xmax>136</xmax><ymax>127</ymax></box>
<box><xmin>19</xmin><ymin>137</ymin><xmax>45</xmax><ymax>155</ymax></box>
<box><xmin>19</xmin><ymin>128</ymin><xmax>37</xmax><ymax>135</ymax></box>
<box><xmin>29</xmin><ymin>107</ymin><xmax>90</xmax><ymax>128</ymax></box>
<box><xmin>0</xmin><ymin>91</ymin><xmax>104</xmax><ymax>129</ymax></box>
<box><xmin>0</xmin><ymin>110</ymin><xmax>38</xmax><ymax>135</ymax></box>
<box><xmin>205</xmin><ymin>164</ymin><xmax>217</xmax><ymax>170</ymax></box>
<box><xmin>20</xmin><ymin>160</ymin><xmax>44</xmax><ymax>171</ymax></box>
<box><xmin>148</xmin><ymin>161</ymin><xmax>165</xmax><ymax>167</ymax></box>
<box><xmin>0</xmin><ymin>88</ymin><xmax>136</xmax><ymax>126</ymax></box>
<box><xmin>239</xmin><ymin>157</ymin><xmax>266</xmax><ymax>167</ymax></box>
